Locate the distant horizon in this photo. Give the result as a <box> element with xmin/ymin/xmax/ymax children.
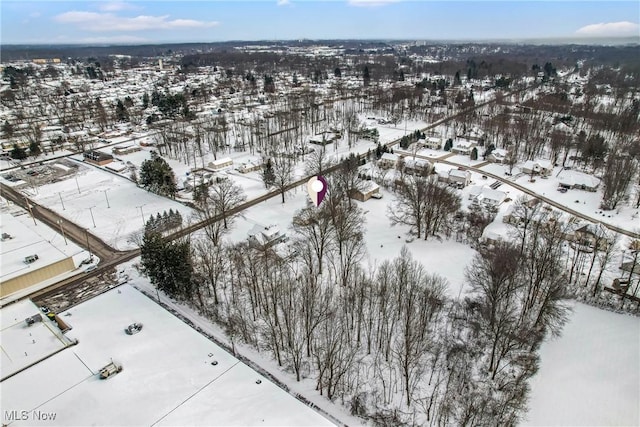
<box><xmin>2</xmin><ymin>1</ymin><xmax>638</xmax><ymax>45</ymax></box>
<box><xmin>2</xmin><ymin>35</ymin><xmax>639</xmax><ymax>48</ymax></box>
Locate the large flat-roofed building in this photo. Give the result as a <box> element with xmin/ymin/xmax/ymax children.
<box><xmin>0</xmin><ymin>209</ymin><xmax>78</xmax><ymax>299</ymax></box>
<box><xmin>1</xmin><ymin>298</ymin><xmax>77</xmax><ymax>381</ymax></box>
<box><xmin>1</xmin><ymin>285</ymin><xmax>336</xmax><ymax>426</ymax></box>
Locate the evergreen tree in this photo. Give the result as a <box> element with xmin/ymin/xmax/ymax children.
<box><xmin>115</xmin><ymin>99</ymin><xmax>129</xmax><ymax>122</ymax></box>
<box><xmin>470</xmin><ymin>147</ymin><xmax>478</xmax><ymax>161</ymax></box>
<box><xmin>29</xmin><ymin>141</ymin><xmax>41</xmax><ymax>157</ymax></box>
<box><xmin>262</xmin><ymin>158</ymin><xmax>276</xmax><ymax>188</ymax></box>
<box><xmin>454</xmin><ymin>71</ymin><xmax>461</xmax><ymax>86</ymax></box>
<box><xmin>10</xmin><ymin>144</ymin><xmax>27</xmax><ymax>160</ymax></box>
<box><xmin>139</xmin><ymin>151</ymin><xmax>178</xmax><ymax>198</ymax></box>
<box><xmin>193</xmin><ymin>182</ymin><xmax>209</xmax><ymax>206</ymax></box>
<box><xmin>334</xmin><ymin>67</ymin><xmax>342</xmax><ymax>78</ymax></box>
<box><xmin>142</xmin><ymin>92</ymin><xmax>150</xmax><ymax>109</ymax></box>
<box><xmin>2</xmin><ymin>121</ymin><xmax>14</xmax><ymax>139</ymax></box>
<box><xmin>140</xmin><ymin>229</ymin><xmax>193</xmax><ymax>300</ymax></box>
<box><xmin>363</xmin><ymin>66</ymin><xmax>370</xmax><ymax>86</ymax></box>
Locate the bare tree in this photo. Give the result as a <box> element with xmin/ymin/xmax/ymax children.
<box><xmin>209</xmin><ymin>179</ymin><xmax>247</xmax><ymax>229</ymax></box>
<box><xmin>305</xmin><ymin>145</ymin><xmax>333</xmax><ymax>177</ymax></box>
<box><xmin>292</xmin><ymin>206</ymin><xmax>334</xmax><ymax>276</ymax></box>
<box><xmin>271</xmin><ymin>155</ymin><xmax>294</xmax><ymax>204</ymax></box>
<box><xmin>601</xmin><ymin>148</ymin><xmax>636</xmax><ymax>210</ymax></box>
<box><xmin>388</xmin><ymin>175</ymin><xmax>430</xmax><ymax>239</ymax></box>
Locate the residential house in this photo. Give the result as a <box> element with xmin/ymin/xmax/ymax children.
<box><xmin>403</xmin><ymin>158</ymin><xmax>431</xmax><ymax>176</ymax></box>
<box><xmin>521</xmin><ymin>159</ymin><xmax>553</xmax><ymax>177</ymax></box>
<box><xmin>468</xmin><ymin>185</ymin><xmax>507</xmax><ymax>207</ymax></box>
<box><xmin>448</xmin><ymin>169</ymin><xmax>471</xmax><ymax>188</ymax></box>
<box><xmin>112</xmin><ymin>145</ymin><xmax>141</xmax><ymax>156</ymax></box>
<box><xmin>487</xmin><ymin>148</ymin><xmax>509</xmax><ymax>164</ymax></box>
<box><xmin>351</xmin><ymin>181</ymin><xmax>381</xmax><ymax>202</ymax></box>
<box><xmin>379</xmin><ymin>153</ymin><xmax>399</xmax><ymax>169</ymax></box>
<box><xmin>209</xmin><ymin>157</ymin><xmax>233</xmax><ymax>171</ymax></box>
<box><xmin>237</xmin><ymin>159</ymin><xmax>263</xmax><ymax>173</ymax></box>
<box><xmin>83</xmin><ymin>150</ymin><xmax>113</xmax><ymax>166</ymax></box>
<box><xmin>423</xmin><ymin>137</ymin><xmax>442</xmax><ymax>150</ymax></box>
<box><xmin>309</xmin><ymin>132</ymin><xmax>340</xmax><ymax>146</ymax></box>
<box><xmin>247</xmin><ymin>224</ymin><xmax>287</xmax><ymax>249</ymax></box>
<box><xmin>571</xmin><ymin>223</ymin><xmax>612</xmax><ymax>251</ymax></box>
<box><xmin>558</xmin><ymin>170</ymin><xmax>601</xmax><ymax>192</ymax></box>
<box><xmin>451</xmin><ymin>139</ymin><xmax>476</xmax><ymax>155</ymax></box>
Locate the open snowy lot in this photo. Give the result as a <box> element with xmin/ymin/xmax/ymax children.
<box><xmin>523</xmin><ymin>303</ymin><xmax>640</xmax><ymax>426</ymax></box>
<box><xmin>28</xmin><ymin>164</ymin><xmax>194</xmax><ymax>250</ymax></box>
<box><xmin>0</xmin><ymin>285</ymin><xmax>334</xmax><ymax>426</ymax></box>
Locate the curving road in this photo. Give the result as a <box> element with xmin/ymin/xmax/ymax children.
<box><xmin>397</xmin><ymin>150</ymin><xmax>640</xmax><ymax>240</ymax></box>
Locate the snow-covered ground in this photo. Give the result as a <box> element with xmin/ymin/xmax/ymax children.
<box><xmin>28</xmin><ymin>164</ymin><xmax>194</xmax><ymax>250</ymax></box>
<box><xmin>478</xmin><ymin>162</ymin><xmax>640</xmax><ymax>234</ymax></box>
<box><xmin>523</xmin><ymin>303</ymin><xmax>640</xmax><ymax>426</ymax></box>
<box><xmin>0</xmin><ymin>285</ymin><xmax>335</xmax><ymax>426</ymax></box>
<box><xmin>224</xmin><ymin>183</ymin><xmax>477</xmax><ymax>298</ymax></box>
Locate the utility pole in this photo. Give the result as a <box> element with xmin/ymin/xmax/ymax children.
<box><xmin>58</xmin><ymin>192</ymin><xmax>65</xmax><ymax>210</ymax></box>
<box><xmin>57</xmin><ymin>220</ymin><xmax>68</xmax><ymax>245</ymax></box>
<box><xmin>103</xmin><ymin>190</ymin><xmax>110</xmax><ymax>208</ymax></box>
<box><xmin>85</xmin><ymin>229</ymin><xmax>93</xmax><ymax>260</ymax></box>
<box><xmin>136</xmin><ymin>205</ymin><xmax>145</xmax><ymax>226</ymax></box>
<box><xmin>24</xmin><ymin>195</ymin><xmax>36</xmax><ymax>226</ymax></box>
<box><xmin>74</xmin><ymin>176</ymin><xmax>81</xmax><ymax>194</ymax></box>
<box><xmin>88</xmin><ymin>206</ymin><xmax>96</xmax><ymax>228</ymax></box>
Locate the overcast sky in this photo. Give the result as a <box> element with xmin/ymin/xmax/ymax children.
<box><xmin>1</xmin><ymin>1</ymin><xmax>638</xmax><ymax>45</ymax></box>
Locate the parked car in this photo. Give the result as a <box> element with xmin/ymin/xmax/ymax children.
<box><xmin>557</xmin><ymin>187</ymin><xmax>568</xmax><ymax>193</ymax></box>
<box><xmin>125</xmin><ymin>323</ymin><xmax>143</xmax><ymax>335</ymax></box>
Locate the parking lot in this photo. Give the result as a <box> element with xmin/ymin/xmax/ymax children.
<box><xmin>1</xmin><ymin>159</ymin><xmax>80</xmax><ymax>189</ymax></box>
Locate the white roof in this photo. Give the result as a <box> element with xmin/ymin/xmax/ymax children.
<box><xmin>361</xmin><ymin>181</ymin><xmax>380</xmax><ymax>193</ymax></box>
<box><xmin>248</xmin><ymin>224</ymin><xmax>282</xmax><ymax>245</ymax></box>
<box><xmin>454</xmin><ymin>139</ymin><xmax>475</xmax><ymax>148</ymax></box>
<box><xmin>1</xmin><ymin>299</ymin><xmax>74</xmax><ymax>378</ymax></box>
<box><xmin>404</xmin><ymin>158</ymin><xmax>429</xmax><ymax>169</ymax></box>
<box><xmin>210</xmin><ymin>157</ymin><xmax>233</xmax><ymax>166</ymax></box>
<box><xmin>0</xmin><ymin>210</ymin><xmax>77</xmax><ymax>284</ymax></box>
<box><xmin>492</xmin><ymin>148</ymin><xmax>508</xmax><ymax>157</ymax></box>
<box><xmin>381</xmin><ymin>153</ymin><xmax>399</xmax><ymax>162</ymax></box>
<box><xmin>469</xmin><ymin>185</ymin><xmax>507</xmax><ymax>203</ymax></box>
<box><xmin>1</xmin><ymin>285</ymin><xmax>334</xmax><ymax>426</ymax></box>
<box><xmin>558</xmin><ymin>170</ymin><xmax>601</xmax><ymax>188</ymax></box>
<box><xmin>449</xmin><ymin>169</ymin><xmax>470</xmax><ymax>179</ymax></box>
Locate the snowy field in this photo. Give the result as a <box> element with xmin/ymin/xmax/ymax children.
<box><xmin>524</xmin><ymin>303</ymin><xmax>640</xmax><ymax>426</ymax></box>
<box><xmin>0</xmin><ymin>285</ymin><xmax>334</xmax><ymax>426</ymax></box>
<box><xmin>28</xmin><ymin>164</ymin><xmax>194</xmax><ymax>250</ymax></box>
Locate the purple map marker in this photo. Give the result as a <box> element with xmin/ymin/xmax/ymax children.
<box><xmin>307</xmin><ymin>175</ymin><xmax>328</xmax><ymax>207</ymax></box>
